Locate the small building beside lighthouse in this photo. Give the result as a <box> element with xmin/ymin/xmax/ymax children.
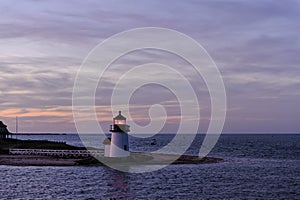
<box><xmin>105</xmin><ymin>111</ymin><xmax>130</xmax><ymax>157</ymax></box>
<box><xmin>103</xmin><ymin>137</ymin><xmax>111</xmax><ymax>157</ymax></box>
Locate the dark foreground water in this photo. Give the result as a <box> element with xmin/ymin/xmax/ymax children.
<box><xmin>1</xmin><ymin>134</ymin><xmax>299</xmax><ymax>199</ymax></box>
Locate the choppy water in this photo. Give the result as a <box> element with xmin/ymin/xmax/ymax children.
<box><xmin>1</xmin><ymin>134</ymin><xmax>299</xmax><ymax>199</ymax></box>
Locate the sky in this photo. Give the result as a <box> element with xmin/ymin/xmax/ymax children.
<box><xmin>0</xmin><ymin>0</ymin><xmax>299</xmax><ymax>133</ymax></box>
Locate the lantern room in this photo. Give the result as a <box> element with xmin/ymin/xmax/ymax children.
<box><xmin>110</xmin><ymin>111</ymin><xmax>130</xmax><ymax>133</ymax></box>
<box><xmin>114</xmin><ymin>111</ymin><xmax>126</xmax><ymax>125</ymax></box>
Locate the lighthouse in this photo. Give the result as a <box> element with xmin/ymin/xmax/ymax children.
<box><xmin>109</xmin><ymin>111</ymin><xmax>130</xmax><ymax>157</ymax></box>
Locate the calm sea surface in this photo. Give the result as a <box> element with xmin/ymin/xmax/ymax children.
<box><xmin>1</xmin><ymin>134</ymin><xmax>299</xmax><ymax>199</ymax></box>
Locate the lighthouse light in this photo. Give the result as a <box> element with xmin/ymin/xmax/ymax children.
<box><xmin>114</xmin><ymin>119</ymin><xmax>126</xmax><ymax>125</ymax></box>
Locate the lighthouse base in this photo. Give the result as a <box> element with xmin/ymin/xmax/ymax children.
<box><xmin>109</xmin><ymin>144</ymin><xmax>130</xmax><ymax>157</ymax></box>
<box><xmin>109</xmin><ymin>132</ymin><xmax>129</xmax><ymax>157</ymax></box>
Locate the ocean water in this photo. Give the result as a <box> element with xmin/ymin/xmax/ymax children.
<box><xmin>1</xmin><ymin>134</ymin><xmax>299</xmax><ymax>199</ymax></box>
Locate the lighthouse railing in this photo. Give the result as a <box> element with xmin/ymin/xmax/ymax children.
<box><xmin>110</xmin><ymin>124</ymin><xmax>130</xmax><ymax>132</ymax></box>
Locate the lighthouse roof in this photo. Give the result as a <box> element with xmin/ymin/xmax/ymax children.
<box><xmin>114</xmin><ymin>111</ymin><xmax>126</xmax><ymax>120</ymax></box>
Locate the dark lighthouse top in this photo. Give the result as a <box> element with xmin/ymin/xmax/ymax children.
<box><xmin>110</xmin><ymin>111</ymin><xmax>130</xmax><ymax>133</ymax></box>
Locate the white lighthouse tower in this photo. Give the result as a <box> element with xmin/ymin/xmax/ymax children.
<box><xmin>109</xmin><ymin>111</ymin><xmax>130</xmax><ymax>157</ymax></box>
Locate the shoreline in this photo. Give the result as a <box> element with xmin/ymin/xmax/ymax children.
<box><xmin>0</xmin><ymin>138</ymin><xmax>223</xmax><ymax>167</ymax></box>
<box><xmin>0</xmin><ymin>153</ymin><xmax>223</xmax><ymax>167</ymax></box>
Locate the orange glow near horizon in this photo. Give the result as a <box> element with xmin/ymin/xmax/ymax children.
<box><xmin>0</xmin><ymin>105</ymin><xmax>200</xmax><ymax>133</ymax></box>
<box><xmin>0</xmin><ymin>108</ymin><xmax>71</xmax><ymax>118</ymax></box>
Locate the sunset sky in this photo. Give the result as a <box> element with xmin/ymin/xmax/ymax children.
<box><xmin>0</xmin><ymin>0</ymin><xmax>299</xmax><ymax>133</ymax></box>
